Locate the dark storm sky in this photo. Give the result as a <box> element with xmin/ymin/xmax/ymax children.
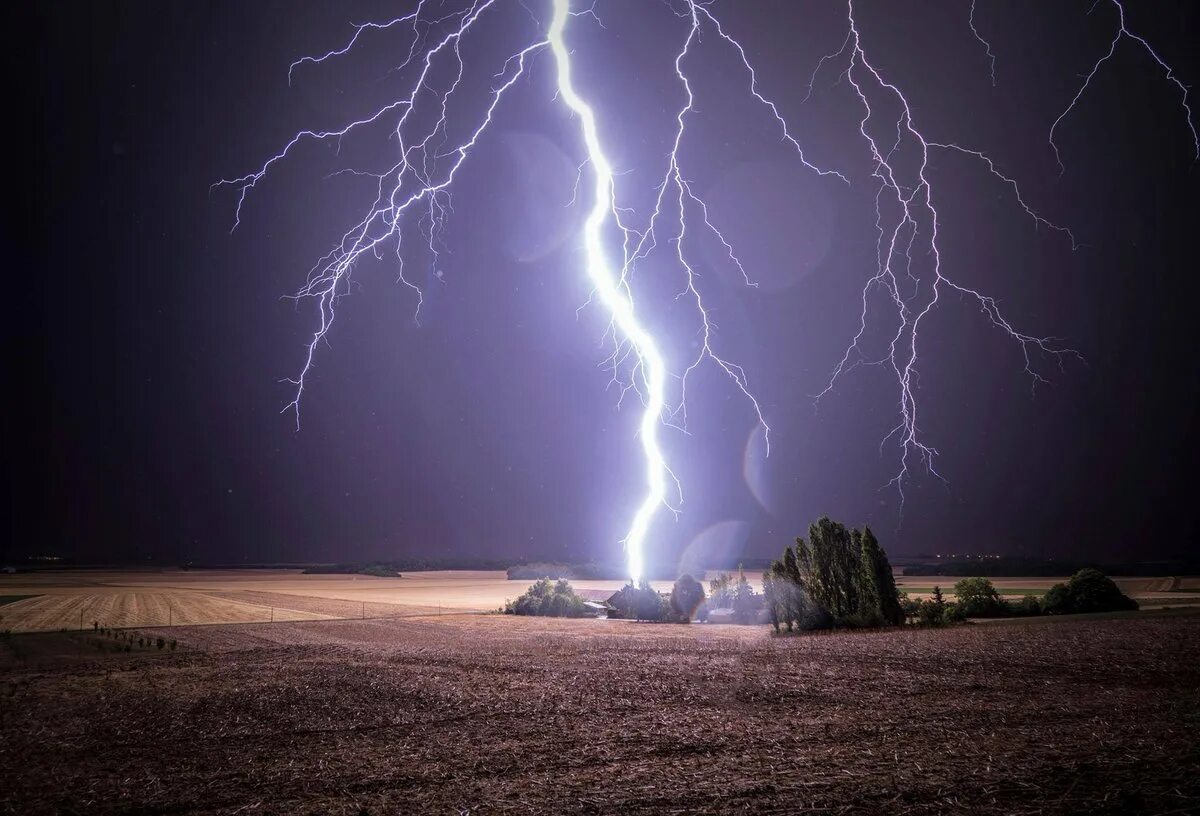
<box><xmin>9</xmin><ymin>0</ymin><xmax>1199</xmax><ymax>567</ymax></box>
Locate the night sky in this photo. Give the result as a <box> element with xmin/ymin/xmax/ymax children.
<box><xmin>9</xmin><ymin>1</ymin><xmax>1199</xmax><ymax>568</ymax></box>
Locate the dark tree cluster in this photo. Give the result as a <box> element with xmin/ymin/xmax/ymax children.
<box><xmin>609</xmin><ymin>580</ymin><xmax>670</xmax><ymax>621</ymax></box>
<box><xmin>913</xmin><ymin>569</ymin><xmax>1138</xmax><ymax>626</ymax></box>
<box><xmin>1042</xmin><ymin>568</ymin><xmax>1139</xmax><ymax>615</ymax></box>
<box><xmin>764</xmin><ymin>518</ymin><xmax>904</xmax><ymax>631</ymax></box>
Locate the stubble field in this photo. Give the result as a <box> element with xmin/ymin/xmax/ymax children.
<box><xmin>3</xmin><ymin>570</ymin><xmax>1197</xmax><ymax>633</ymax></box>
<box><xmin>1</xmin><ymin>607</ymin><xmax>1198</xmax><ymax>814</ymax></box>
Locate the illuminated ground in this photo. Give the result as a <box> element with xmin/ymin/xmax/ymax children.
<box><xmin>2</xmin><ymin>611</ymin><xmax>1198</xmax><ymax>814</ymax></box>
<box><xmin>3</xmin><ymin>570</ymin><xmax>1198</xmax><ymax>632</ymax></box>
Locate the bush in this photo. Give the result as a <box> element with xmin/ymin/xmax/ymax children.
<box><xmin>1042</xmin><ymin>569</ymin><xmax>1138</xmax><ymax>615</ymax></box>
<box><xmin>1009</xmin><ymin>595</ymin><xmax>1042</xmax><ymax>617</ymax></box>
<box><xmin>916</xmin><ymin>587</ymin><xmax>950</xmax><ymax>626</ymax></box>
<box><xmin>504</xmin><ymin>578</ymin><xmax>590</xmax><ymax>617</ymax></box>
<box><xmin>669</xmin><ymin>574</ymin><xmax>705</xmax><ymax>622</ymax></box>
<box><xmin>952</xmin><ymin>577</ymin><xmax>1006</xmax><ymax>618</ymax></box>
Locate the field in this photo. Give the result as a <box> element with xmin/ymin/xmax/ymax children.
<box><xmin>1</xmin><ymin>609</ymin><xmax>1198</xmax><ymax>814</ymax></box>
<box><xmin>4</xmin><ymin>570</ymin><xmax>1199</xmax><ymax>633</ymax></box>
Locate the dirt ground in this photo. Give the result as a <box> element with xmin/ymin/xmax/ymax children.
<box><xmin>1</xmin><ymin>611</ymin><xmax>1198</xmax><ymax>814</ymax></box>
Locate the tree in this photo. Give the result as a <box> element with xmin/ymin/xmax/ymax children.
<box><xmin>952</xmin><ymin>577</ymin><xmax>1005</xmax><ymax>617</ymax></box>
<box><xmin>1042</xmin><ymin>568</ymin><xmax>1138</xmax><ymax>615</ymax></box>
<box><xmin>610</xmin><ymin>580</ymin><xmax>669</xmax><ymax>621</ymax></box>
<box><xmin>858</xmin><ymin>526</ymin><xmax>905</xmax><ymax>625</ymax></box>
<box><xmin>1041</xmin><ymin>582</ymin><xmax>1072</xmax><ymax>615</ymax></box>
<box><xmin>762</xmin><ymin>569</ymin><xmax>783</xmax><ymax>633</ymax></box>
<box><xmin>669</xmin><ymin>574</ymin><xmax>706</xmax><ymax>622</ymax></box>
<box><xmin>793</xmin><ymin>519</ymin><xmax>902</xmax><ymax>628</ymax></box>
<box><xmin>917</xmin><ymin>586</ymin><xmax>948</xmax><ymax>626</ymax></box>
<box><xmin>732</xmin><ymin>569</ymin><xmax>762</xmax><ymax>624</ymax></box>
<box><xmin>708</xmin><ymin>573</ymin><xmax>735</xmax><ymax>607</ymax></box>
<box><xmin>800</xmin><ymin>518</ymin><xmax>861</xmax><ymax>620</ymax></box>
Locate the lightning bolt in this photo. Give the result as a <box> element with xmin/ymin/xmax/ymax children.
<box><xmin>217</xmin><ymin>0</ymin><xmax>799</xmax><ymax>582</ymax></box>
<box><xmin>547</xmin><ymin>0</ymin><xmax>667</xmax><ymax>584</ymax></box>
<box><xmin>1050</xmin><ymin>0</ymin><xmax>1198</xmax><ymax>175</ymax></box>
<box><xmin>217</xmin><ymin>0</ymin><xmax>1195</xmax><ymax>574</ymax></box>
<box><xmin>813</xmin><ymin>0</ymin><xmax>1084</xmax><ymax>506</ymax></box>
<box><xmin>968</xmin><ymin>0</ymin><xmax>997</xmax><ymax>87</ymax></box>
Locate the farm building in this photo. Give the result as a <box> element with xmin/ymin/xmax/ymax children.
<box><xmin>573</xmin><ymin>588</ymin><xmax>615</xmax><ymax>617</ymax></box>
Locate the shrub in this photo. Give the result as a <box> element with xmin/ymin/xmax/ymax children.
<box><xmin>952</xmin><ymin>577</ymin><xmax>1006</xmax><ymax>618</ymax></box>
<box><xmin>669</xmin><ymin>574</ymin><xmax>705</xmax><ymax>622</ymax></box>
<box><xmin>1042</xmin><ymin>568</ymin><xmax>1138</xmax><ymax>615</ymax></box>
<box><xmin>504</xmin><ymin>578</ymin><xmax>590</xmax><ymax>617</ymax></box>
<box><xmin>916</xmin><ymin>587</ymin><xmax>950</xmax><ymax>626</ymax></box>
<box><xmin>1009</xmin><ymin>595</ymin><xmax>1042</xmax><ymax>617</ymax></box>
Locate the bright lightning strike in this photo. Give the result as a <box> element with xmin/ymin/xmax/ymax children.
<box><xmin>217</xmin><ymin>0</ymin><xmax>790</xmax><ymax>582</ymax></box>
<box><xmin>547</xmin><ymin>0</ymin><xmax>668</xmax><ymax>584</ymax></box>
<box><xmin>218</xmin><ymin>0</ymin><xmax>1195</xmax><ymax>575</ymax></box>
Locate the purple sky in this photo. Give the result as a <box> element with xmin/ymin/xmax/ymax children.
<box><xmin>9</xmin><ymin>1</ymin><xmax>1199</xmax><ymax>568</ymax></box>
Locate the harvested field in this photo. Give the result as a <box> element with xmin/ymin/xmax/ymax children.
<box><xmin>2</xmin><ymin>611</ymin><xmax>1198</xmax><ymax>814</ymax></box>
<box><xmin>0</xmin><ymin>591</ymin><xmax>329</xmax><ymax>632</ymax></box>
<box><xmin>4</xmin><ymin>570</ymin><xmax>1199</xmax><ymax>632</ymax></box>
<box><xmin>0</xmin><ymin>570</ymin><xmax>669</xmax><ymax>631</ymax></box>
<box><xmin>204</xmin><ymin>590</ymin><xmax>445</xmax><ymax>619</ymax></box>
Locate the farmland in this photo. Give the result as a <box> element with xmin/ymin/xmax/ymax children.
<box><xmin>2</xmin><ymin>609</ymin><xmax>1198</xmax><ymax>814</ymax></box>
<box><xmin>0</xmin><ymin>570</ymin><xmax>690</xmax><ymax>632</ymax></box>
<box><xmin>2</xmin><ymin>569</ymin><xmax>1198</xmax><ymax>633</ymax></box>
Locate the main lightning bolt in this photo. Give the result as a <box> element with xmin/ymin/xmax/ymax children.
<box><xmin>216</xmin><ymin>0</ymin><xmax>795</xmax><ymax>582</ymax></box>
<box><xmin>218</xmin><ymin>0</ymin><xmax>1195</xmax><ymax>572</ymax></box>
<box><xmin>547</xmin><ymin>0</ymin><xmax>667</xmax><ymax>583</ymax></box>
